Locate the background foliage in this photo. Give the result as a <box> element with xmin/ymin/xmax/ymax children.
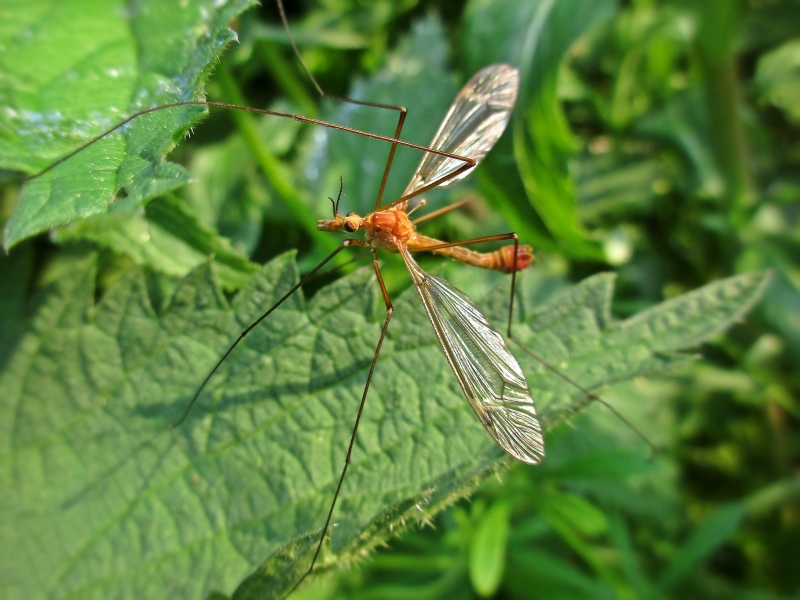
<box><xmin>1</xmin><ymin>0</ymin><xmax>798</xmax><ymax>599</ymax></box>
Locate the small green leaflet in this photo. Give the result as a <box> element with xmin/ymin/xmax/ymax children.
<box><xmin>0</xmin><ymin>248</ymin><xmax>768</xmax><ymax>599</ymax></box>
<box><xmin>0</xmin><ymin>0</ymin><xmax>255</xmax><ymax>249</ymax></box>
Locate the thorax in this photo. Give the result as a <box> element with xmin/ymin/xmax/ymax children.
<box><xmin>363</xmin><ymin>207</ymin><xmax>417</xmax><ymax>252</ymax></box>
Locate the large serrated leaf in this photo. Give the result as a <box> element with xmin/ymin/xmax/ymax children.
<box><xmin>1</xmin><ymin>0</ymin><xmax>256</xmax><ymax>249</ymax></box>
<box><xmin>0</xmin><ymin>246</ymin><xmax>767</xmax><ymax>599</ymax></box>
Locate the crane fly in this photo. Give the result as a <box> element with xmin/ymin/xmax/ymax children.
<box><xmin>12</xmin><ymin>3</ymin><xmax>649</xmax><ymax>591</ymax></box>
<box><xmin>14</xmin><ymin>4</ymin><xmax>582</xmax><ymax>596</ymax></box>
<box><xmin>316</xmin><ymin>64</ymin><xmax>543</xmax><ymax>464</ymax></box>
<box><xmin>3</xmin><ymin>2</ymin><xmax>669</xmax><ymax>599</ymax></box>
<box><xmin>159</xmin><ymin>61</ymin><xmax>544</xmax><ymax>595</ymax></box>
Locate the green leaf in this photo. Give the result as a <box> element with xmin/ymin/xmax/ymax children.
<box><xmin>537</xmin><ymin>490</ymin><xmax>608</xmax><ymax>537</ymax></box>
<box><xmin>506</xmin><ymin>548</ymin><xmax>618</xmax><ymax>600</ymax></box>
<box><xmin>1</xmin><ymin>0</ymin><xmax>256</xmax><ymax>249</ymax></box>
<box><xmin>541</xmin><ymin>449</ymin><xmax>660</xmax><ymax>483</ymax></box>
<box><xmin>469</xmin><ymin>500</ymin><xmax>510</xmax><ymax>597</ymax></box>
<box><xmin>658</xmin><ymin>504</ymin><xmax>745</xmax><ymax>588</ymax></box>
<box><xmin>636</xmin><ymin>91</ymin><xmax>725</xmax><ymax>198</ymax></box>
<box><xmin>743</xmin><ymin>474</ymin><xmax>800</xmax><ymax>518</ymax></box>
<box><xmin>54</xmin><ymin>194</ymin><xmax>259</xmax><ymax>290</ymax></box>
<box><xmin>532</xmin><ymin>487</ymin><xmax>619</xmax><ymax>589</ymax></box>
<box><xmin>658</xmin><ymin>474</ymin><xmax>800</xmax><ymax>590</ymax></box>
<box><xmin>0</xmin><ymin>249</ymin><xmax>767</xmax><ymax>599</ymax></box>
<box><xmin>575</xmin><ymin>152</ymin><xmax>671</xmax><ymax>224</ymax></box>
<box><xmin>756</xmin><ymin>38</ymin><xmax>800</xmax><ymax>124</ymax></box>
<box><xmin>607</xmin><ymin>512</ymin><xmax>654</xmax><ymax>598</ymax></box>
<box><xmin>509</xmin><ymin>271</ymin><xmax>771</xmax><ymax>425</ymax></box>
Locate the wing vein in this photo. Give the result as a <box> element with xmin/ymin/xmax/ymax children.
<box><xmin>400</xmin><ymin>246</ymin><xmax>544</xmax><ymax>464</ymax></box>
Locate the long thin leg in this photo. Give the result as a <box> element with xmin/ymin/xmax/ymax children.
<box><xmin>310</xmin><ymin>247</ymin><xmax>372</xmax><ymax>283</ymax></box>
<box><xmin>409</xmin><ymin>234</ymin><xmax>656</xmax><ymax>453</ymax></box>
<box><xmin>274</xmin><ymin>0</ymin><xmax>406</xmax><ymax>210</ymax></box>
<box><xmin>492</xmin><ymin>250</ymin><xmax>658</xmax><ymax>455</ymax></box>
<box><xmin>29</xmin><ymin>2</ymin><xmax>475</xmax><ymax>207</ymax></box>
<box><xmin>408</xmin><ymin>232</ymin><xmax>523</xmax><ymax>335</ymax></box>
<box><xmin>287</xmin><ymin>251</ymin><xmax>394</xmax><ymax>596</ymax></box>
<box><xmin>509</xmin><ymin>339</ymin><xmax>657</xmax><ymax>455</ymax></box>
<box><xmin>28</xmin><ymin>102</ymin><xmax>468</xmax><ymax>183</ymax></box>
<box><xmin>171</xmin><ymin>239</ymin><xmax>368</xmax><ymax>427</ymax></box>
<box><xmin>411</xmin><ymin>198</ymin><xmax>470</xmax><ymax>226</ymax></box>
<box><xmin>407</xmin><ymin>232</ymin><xmax>520</xmax><ymax>254</ymax></box>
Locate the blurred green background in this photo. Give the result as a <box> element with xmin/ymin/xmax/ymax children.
<box><xmin>2</xmin><ymin>0</ymin><xmax>799</xmax><ymax>598</ymax></box>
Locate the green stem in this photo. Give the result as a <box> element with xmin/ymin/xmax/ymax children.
<box><xmin>696</xmin><ymin>0</ymin><xmax>754</xmax><ymax>223</ymax></box>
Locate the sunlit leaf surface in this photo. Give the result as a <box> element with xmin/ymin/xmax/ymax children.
<box><xmin>0</xmin><ymin>248</ymin><xmax>767</xmax><ymax>599</ymax></box>
<box><xmin>0</xmin><ymin>0</ymin><xmax>255</xmax><ymax>248</ymax></box>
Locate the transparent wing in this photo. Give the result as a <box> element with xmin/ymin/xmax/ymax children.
<box><xmin>402</xmin><ymin>64</ymin><xmax>520</xmax><ymax>199</ymax></box>
<box><xmin>400</xmin><ymin>247</ymin><xmax>544</xmax><ymax>464</ymax></box>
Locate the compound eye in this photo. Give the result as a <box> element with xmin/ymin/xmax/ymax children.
<box><xmin>343</xmin><ymin>222</ymin><xmax>356</xmax><ymax>233</ymax></box>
